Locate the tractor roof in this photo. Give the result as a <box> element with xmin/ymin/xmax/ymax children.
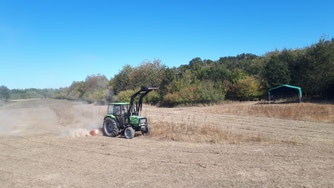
<box><xmin>110</xmin><ymin>103</ymin><xmax>130</xmax><ymax>105</ymax></box>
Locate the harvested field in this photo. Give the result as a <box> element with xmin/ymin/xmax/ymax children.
<box><xmin>203</xmin><ymin>101</ymin><xmax>334</xmax><ymax>123</ymax></box>
<box><xmin>0</xmin><ymin>99</ymin><xmax>334</xmax><ymax>187</ymax></box>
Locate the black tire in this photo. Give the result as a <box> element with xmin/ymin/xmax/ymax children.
<box><xmin>103</xmin><ymin>117</ymin><xmax>119</xmax><ymax>137</ymax></box>
<box><xmin>141</xmin><ymin>124</ymin><xmax>151</xmax><ymax>135</ymax></box>
<box><xmin>124</xmin><ymin>127</ymin><xmax>135</xmax><ymax>139</ymax></box>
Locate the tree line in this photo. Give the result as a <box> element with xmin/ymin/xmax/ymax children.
<box><xmin>0</xmin><ymin>86</ymin><xmax>59</xmax><ymax>101</ymax></box>
<box><xmin>109</xmin><ymin>38</ymin><xmax>334</xmax><ymax>105</ymax></box>
<box><xmin>1</xmin><ymin>38</ymin><xmax>333</xmax><ymax>105</ymax></box>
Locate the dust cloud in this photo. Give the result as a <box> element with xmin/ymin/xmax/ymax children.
<box><xmin>0</xmin><ymin>99</ymin><xmax>106</xmax><ymax>137</ymax></box>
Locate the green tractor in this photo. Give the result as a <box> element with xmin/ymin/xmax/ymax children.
<box><xmin>103</xmin><ymin>86</ymin><xmax>158</xmax><ymax>139</ymax></box>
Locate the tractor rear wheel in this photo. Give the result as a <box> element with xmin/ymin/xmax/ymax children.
<box><xmin>124</xmin><ymin>127</ymin><xmax>135</xmax><ymax>139</ymax></box>
<box><xmin>103</xmin><ymin>117</ymin><xmax>119</xmax><ymax>137</ymax></box>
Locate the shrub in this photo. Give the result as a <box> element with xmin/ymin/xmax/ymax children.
<box><xmin>116</xmin><ymin>89</ymin><xmax>136</xmax><ymax>102</ymax></box>
<box><xmin>117</xmin><ymin>89</ymin><xmax>160</xmax><ymax>105</ymax></box>
<box><xmin>83</xmin><ymin>89</ymin><xmax>109</xmax><ymax>104</ymax></box>
<box><xmin>145</xmin><ymin>90</ymin><xmax>160</xmax><ymax>105</ymax></box>
<box><xmin>229</xmin><ymin>76</ymin><xmax>263</xmax><ymax>100</ymax></box>
<box><xmin>163</xmin><ymin>81</ymin><xmax>226</xmax><ymax>106</ymax></box>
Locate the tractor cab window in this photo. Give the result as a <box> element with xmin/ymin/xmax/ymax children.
<box><xmin>113</xmin><ymin>105</ymin><xmax>122</xmax><ymax>116</ymax></box>
<box><xmin>121</xmin><ymin>105</ymin><xmax>129</xmax><ymax>115</ymax></box>
<box><xmin>107</xmin><ymin>105</ymin><xmax>122</xmax><ymax>115</ymax></box>
<box><xmin>107</xmin><ymin>104</ymin><xmax>129</xmax><ymax>116</ymax></box>
<box><xmin>107</xmin><ymin>105</ymin><xmax>114</xmax><ymax>114</ymax></box>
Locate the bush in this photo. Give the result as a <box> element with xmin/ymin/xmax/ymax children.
<box><xmin>162</xmin><ymin>81</ymin><xmax>226</xmax><ymax>106</ymax></box>
<box><xmin>117</xmin><ymin>89</ymin><xmax>160</xmax><ymax>105</ymax></box>
<box><xmin>145</xmin><ymin>91</ymin><xmax>160</xmax><ymax>105</ymax></box>
<box><xmin>196</xmin><ymin>81</ymin><xmax>225</xmax><ymax>103</ymax></box>
<box><xmin>230</xmin><ymin>76</ymin><xmax>263</xmax><ymax>100</ymax></box>
<box><xmin>83</xmin><ymin>89</ymin><xmax>109</xmax><ymax>104</ymax></box>
<box><xmin>116</xmin><ymin>90</ymin><xmax>136</xmax><ymax>102</ymax></box>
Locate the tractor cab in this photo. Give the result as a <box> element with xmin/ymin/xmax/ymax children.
<box><xmin>107</xmin><ymin>103</ymin><xmax>129</xmax><ymax>116</ymax></box>
<box><xmin>107</xmin><ymin>103</ymin><xmax>130</xmax><ymax>129</ymax></box>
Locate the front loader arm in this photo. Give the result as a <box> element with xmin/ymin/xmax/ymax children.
<box><xmin>127</xmin><ymin>86</ymin><xmax>159</xmax><ymax>116</ymax></box>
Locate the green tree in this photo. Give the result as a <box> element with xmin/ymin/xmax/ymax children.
<box><xmin>85</xmin><ymin>74</ymin><xmax>108</xmax><ymax>91</ymax></box>
<box><xmin>297</xmin><ymin>39</ymin><xmax>334</xmax><ymax>97</ymax></box>
<box><xmin>111</xmin><ymin>65</ymin><xmax>133</xmax><ymax>94</ymax></box>
<box><xmin>264</xmin><ymin>55</ymin><xmax>291</xmax><ymax>88</ymax></box>
<box><xmin>229</xmin><ymin>69</ymin><xmax>247</xmax><ymax>84</ymax></box>
<box><xmin>159</xmin><ymin>68</ymin><xmax>176</xmax><ymax>100</ymax></box>
<box><xmin>67</xmin><ymin>81</ymin><xmax>86</xmax><ymax>99</ymax></box>
<box><xmin>197</xmin><ymin>63</ymin><xmax>230</xmax><ymax>82</ymax></box>
<box><xmin>0</xmin><ymin>86</ymin><xmax>10</xmax><ymax>101</ymax></box>
<box><xmin>128</xmin><ymin>60</ymin><xmax>166</xmax><ymax>89</ymax></box>
<box><xmin>189</xmin><ymin>57</ymin><xmax>203</xmax><ymax>71</ymax></box>
<box><xmin>111</xmin><ymin>60</ymin><xmax>166</xmax><ymax>95</ymax></box>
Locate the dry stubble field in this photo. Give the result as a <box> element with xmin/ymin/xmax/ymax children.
<box><xmin>0</xmin><ymin>99</ymin><xmax>334</xmax><ymax>187</ymax></box>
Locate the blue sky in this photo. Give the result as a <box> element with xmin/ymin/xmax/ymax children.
<box><xmin>0</xmin><ymin>0</ymin><xmax>333</xmax><ymax>89</ymax></box>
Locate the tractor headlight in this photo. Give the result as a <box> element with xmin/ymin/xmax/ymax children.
<box><xmin>139</xmin><ymin>118</ymin><xmax>147</xmax><ymax>125</ymax></box>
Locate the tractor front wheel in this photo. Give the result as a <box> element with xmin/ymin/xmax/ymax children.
<box><xmin>103</xmin><ymin>117</ymin><xmax>119</xmax><ymax>137</ymax></box>
<box><xmin>141</xmin><ymin>124</ymin><xmax>151</xmax><ymax>135</ymax></box>
<box><xmin>124</xmin><ymin>127</ymin><xmax>135</xmax><ymax>139</ymax></box>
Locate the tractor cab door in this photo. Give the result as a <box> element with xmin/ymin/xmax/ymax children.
<box><xmin>113</xmin><ymin>105</ymin><xmax>123</xmax><ymax>128</ymax></box>
<box><xmin>122</xmin><ymin>105</ymin><xmax>130</xmax><ymax>125</ymax></box>
<box><xmin>114</xmin><ymin>105</ymin><xmax>129</xmax><ymax>129</ymax></box>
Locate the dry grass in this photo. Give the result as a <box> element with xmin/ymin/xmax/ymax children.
<box><xmin>148</xmin><ymin>120</ymin><xmax>297</xmax><ymax>145</ymax></box>
<box><xmin>207</xmin><ymin>102</ymin><xmax>334</xmax><ymax>123</ymax></box>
